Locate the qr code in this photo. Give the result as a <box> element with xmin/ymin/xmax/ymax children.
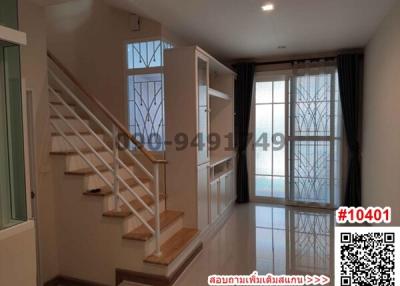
<box><xmin>336</xmin><ymin>227</ymin><xmax>400</xmax><ymax>286</ymax></box>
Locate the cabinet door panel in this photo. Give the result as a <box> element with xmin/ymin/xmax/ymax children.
<box><xmin>219</xmin><ymin>175</ymin><xmax>226</xmax><ymax>213</ymax></box>
<box><xmin>210</xmin><ymin>180</ymin><xmax>219</xmax><ymax>223</ymax></box>
<box><xmin>198</xmin><ymin>105</ymin><xmax>209</xmax><ymax>164</ymax></box>
<box><xmin>197</xmin><ymin>164</ymin><xmax>209</xmax><ymax>230</ymax></box>
<box><xmin>197</xmin><ymin>57</ymin><xmax>209</xmax><ymax>165</ymax></box>
<box><xmin>197</xmin><ymin>57</ymin><xmax>208</xmax><ymax>107</ymax></box>
<box><xmin>225</xmin><ymin>171</ymin><xmax>233</xmax><ymax>205</ymax></box>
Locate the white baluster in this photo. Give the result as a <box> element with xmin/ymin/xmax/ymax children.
<box><xmin>154</xmin><ymin>163</ymin><xmax>162</xmax><ymax>256</ymax></box>
<box><xmin>112</xmin><ymin>124</ymin><xmax>119</xmax><ymax>209</ymax></box>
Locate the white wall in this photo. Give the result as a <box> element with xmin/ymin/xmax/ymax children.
<box><xmin>20</xmin><ymin>0</ymin><xmax>61</xmax><ymax>283</ymax></box>
<box><xmin>46</xmin><ymin>0</ymin><xmax>163</xmax><ymax>124</ymax></box>
<box><xmin>46</xmin><ymin>0</ymin><xmax>188</xmax><ymax>125</ymax></box>
<box><xmin>0</xmin><ymin>0</ymin><xmax>54</xmax><ymax>285</ymax></box>
<box><xmin>363</xmin><ymin>1</ymin><xmax>400</xmax><ymax>225</ymax></box>
<box><xmin>0</xmin><ymin>222</ymin><xmax>37</xmax><ymax>286</ymax></box>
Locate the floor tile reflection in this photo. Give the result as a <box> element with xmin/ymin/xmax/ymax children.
<box><xmin>174</xmin><ymin>203</ymin><xmax>334</xmax><ymax>286</ymax></box>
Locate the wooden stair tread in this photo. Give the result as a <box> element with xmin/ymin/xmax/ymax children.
<box><xmin>65</xmin><ymin>163</ymin><xmax>134</xmax><ymax>175</ymax></box>
<box><xmin>123</xmin><ymin>210</ymin><xmax>183</xmax><ymax>241</ymax></box>
<box><xmin>49</xmin><ymin>101</ymin><xmax>76</xmax><ymax>107</ymax></box>
<box><xmin>83</xmin><ymin>188</ymin><xmax>113</xmax><ymax>197</ymax></box>
<box><xmin>51</xmin><ymin>131</ymin><xmax>103</xmax><ymax>136</ymax></box>
<box><xmin>99</xmin><ymin>177</ymin><xmax>150</xmax><ymax>195</ymax></box>
<box><xmin>144</xmin><ymin>228</ymin><xmax>199</xmax><ymax>265</ymax></box>
<box><xmin>50</xmin><ymin>146</ymin><xmax>107</xmax><ymax>156</ymax></box>
<box><xmin>102</xmin><ymin>193</ymin><xmax>165</xmax><ymax>217</ymax></box>
<box><xmin>50</xmin><ymin>115</ymin><xmax>80</xmax><ymax>120</ymax></box>
<box><xmin>64</xmin><ymin>164</ymin><xmax>113</xmax><ymax>175</ymax></box>
<box><xmin>84</xmin><ymin>177</ymin><xmax>150</xmax><ymax>197</ymax></box>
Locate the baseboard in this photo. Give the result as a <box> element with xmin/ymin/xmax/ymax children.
<box><xmin>116</xmin><ymin>242</ymin><xmax>203</xmax><ymax>286</ymax></box>
<box><xmin>44</xmin><ymin>275</ymin><xmax>109</xmax><ymax>286</ymax></box>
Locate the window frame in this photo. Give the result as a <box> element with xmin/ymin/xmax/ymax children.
<box><xmin>0</xmin><ymin>42</ymin><xmax>31</xmax><ymax>232</ymax></box>
<box><xmin>123</xmin><ymin>37</ymin><xmax>173</xmax><ymax>153</ymax></box>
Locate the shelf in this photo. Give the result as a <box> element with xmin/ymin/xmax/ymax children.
<box><xmin>210</xmin><ymin>154</ymin><xmax>234</xmax><ymax>167</ymax></box>
<box><xmin>196</xmin><ymin>46</ymin><xmax>236</xmax><ymax>75</ymax></box>
<box><xmin>0</xmin><ymin>25</ymin><xmax>27</xmax><ymax>45</ymax></box>
<box><xmin>209</xmin><ymin>88</ymin><xmax>231</xmax><ymax>100</ymax></box>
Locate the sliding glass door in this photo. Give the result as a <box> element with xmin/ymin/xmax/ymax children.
<box><xmin>253</xmin><ymin>66</ymin><xmax>341</xmax><ymax>207</ymax></box>
<box><xmin>0</xmin><ymin>41</ymin><xmax>27</xmax><ymax>230</ymax></box>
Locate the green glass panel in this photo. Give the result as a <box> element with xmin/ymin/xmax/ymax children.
<box><xmin>0</xmin><ymin>0</ymin><xmax>18</xmax><ymax>29</ymax></box>
<box><xmin>0</xmin><ymin>42</ymin><xmax>26</xmax><ymax>230</ymax></box>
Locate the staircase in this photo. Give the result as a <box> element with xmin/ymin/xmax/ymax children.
<box><xmin>47</xmin><ymin>52</ymin><xmax>199</xmax><ymax>285</ymax></box>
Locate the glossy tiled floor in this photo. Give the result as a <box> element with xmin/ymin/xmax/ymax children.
<box><xmin>174</xmin><ymin>203</ymin><xmax>335</xmax><ymax>286</ymax></box>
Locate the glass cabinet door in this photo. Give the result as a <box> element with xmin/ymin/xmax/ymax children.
<box><xmin>197</xmin><ymin>56</ymin><xmax>209</xmax><ymax>165</ymax></box>
<box><xmin>0</xmin><ymin>41</ymin><xmax>26</xmax><ymax>230</ymax></box>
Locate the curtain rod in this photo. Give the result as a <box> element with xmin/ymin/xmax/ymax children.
<box><xmin>254</xmin><ymin>56</ymin><xmax>337</xmax><ymax>66</ymax></box>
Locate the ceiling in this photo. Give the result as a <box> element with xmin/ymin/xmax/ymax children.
<box><xmin>107</xmin><ymin>0</ymin><xmax>396</xmax><ymax>61</ymax></box>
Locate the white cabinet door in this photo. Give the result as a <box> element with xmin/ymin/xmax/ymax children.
<box><xmin>210</xmin><ymin>179</ymin><xmax>219</xmax><ymax>223</ymax></box>
<box><xmin>197</xmin><ymin>164</ymin><xmax>209</xmax><ymax>230</ymax></box>
<box><xmin>219</xmin><ymin>174</ymin><xmax>226</xmax><ymax>213</ymax></box>
<box><xmin>225</xmin><ymin>171</ymin><xmax>234</xmax><ymax>205</ymax></box>
<box><xmin>197</xmin><ymin>105</ymin><xmax>209</xmax><ymax>164</ymax></box>
<box><xmin>197</xmin><ymin>56</ymin><xmax>209</xmax><ymax>165</ymax></box>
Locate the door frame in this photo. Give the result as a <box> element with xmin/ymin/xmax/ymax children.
<box><xmin>249</xmin><ymin>69</ymin><xmax>339</xmax><ymax>210</ymax></box>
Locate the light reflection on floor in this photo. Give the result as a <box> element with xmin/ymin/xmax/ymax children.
<box><xmin>174</xmin><ymin>203</ymin><xmax>334</xmax><ymax>286</ymax></box>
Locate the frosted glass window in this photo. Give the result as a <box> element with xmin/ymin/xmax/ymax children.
<box><xmin>128</xmin><ymin>73</ymin><xmax>164</xmax><ymax>151</ymax></box>
<box><xmin>292</xmin><ymin>73</ymin><xmax>331</xmax><ymax>137</ymax></box>
<box><xmin>127</xmin><ymin>40</ymin><xmax>173</xmax><ymax>69</ymax></box>
<box><xmin>291</xmin><ymin>141</ymin><xmax>330</xmax><ymax>204</ymax></box>
<box><xmin>255</xmin><ymin>80</ymin><xmax>286</xmax><ymax>199</ymax></box>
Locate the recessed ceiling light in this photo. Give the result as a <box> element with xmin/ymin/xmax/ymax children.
<box><xmin>262</xmin><ymin>3</ymin><xmax>274</xmax><ymax>12</ymax></box>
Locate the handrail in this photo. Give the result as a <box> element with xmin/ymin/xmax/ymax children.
<box><xmin>47</xmin><ymin>51</ymin><xmax>167</xmax><ymax>164</ymax></box>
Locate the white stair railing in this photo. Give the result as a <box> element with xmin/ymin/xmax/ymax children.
<box><xmin>47</xmin><ymin>51</ymin><xmax>165</xmax><ymax>256</ymax></box>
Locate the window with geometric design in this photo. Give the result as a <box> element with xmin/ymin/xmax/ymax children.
<box><xmin>254</xmin><ymin>64</ymin><xmax>342</xmax><ymax>207</ymax></box>
<box><xmin>289</xmin><ymin>68</ymin><xmax>341</xmax><ymax>205</ymax></box>
<box><xmin>126</xmin><ymin>40</ymin><xmax>173</xmax><ymax>151</ymax></box>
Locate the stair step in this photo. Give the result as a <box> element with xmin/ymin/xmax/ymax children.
<box><xmin>49</xmin><ymin>101</ymin><xmax>76</xmax><ymax>107</ymax></box>
<box><xmin>65</xmin><ymin>163</ymin><xmax>135</xmax><ymax>176</ymax></box>
<box><xmin>144</xmin><ymin>228</ymin><xmax>199</xmax><ymax>266</ymax></box>
<box><xmin>83</xmin><ymin>188</ymin><xmax>113</xmax><ymax>197</ymax></box>
<box><xmin>50</xmin><ymin>146</ymin><xmax>106</xmax><ymax>156</ymax></box>
<box><xmin>85</xmin><ymin>177</ymin><xmax>150</xmax><ymax>197</ymax></box>
<box><xmin>102</xmin><ymin>193</ymin><xmax>165</xmax><ymax>218</ymax></box>
<box><xmin>98</xmin><ymin>178</ymin><xmax>150</xmax><ymax>195</ymax></box>
<box><xmin>121</xmin><ymin>193</ymin><xmax>165</xmax><ymax>213</ymax></box>
<box><xmin>65</xmin><ymin>164</ymin><xmax>117</xmax><ymax>175</ymax></box>
<box><xmin>51</xmin><ymin>131</ymin><xmax>103</xmax><ymax>136</ymax></box>
<box><xmin>123</xmin><ymin>210</ymin><xmax>183</xmax><ymax>241</ymax></box>
<box><xmin>50</xmin><ymin>115</ymin><xmax>78</xmax><ymax>120</ymax></box>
